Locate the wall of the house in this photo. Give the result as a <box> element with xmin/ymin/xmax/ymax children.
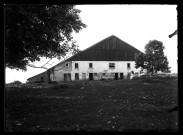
<box><xmin>29</xmin><ymin>61</ymin><xmax>143</xmax><ymax>83</ymax></box>
<box><xmin>70</xmin><ymin>61</ymin><xmax>142</xmax><ymax>81</ymax></box>
<box><xmin>53</xmin><ymin>61</ymin><xmax>72</xmax><ymax>82</ymax></box>
<box><xmin>51</xmin><ymin>61</ymin><xmax>144</xmax><ymax>82</ymax></box>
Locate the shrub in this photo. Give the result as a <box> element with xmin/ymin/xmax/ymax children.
<box><xmin>51</xmin><ymin>85</ymin><xmax>60</xmax><ymax>89</ymax></box>
<box><xmin>132</xmin><ymin>73</ymin><xmax>177</xmax><ymax>80</ymax></box>
<box><xmin>49</xmin><ymin>81</ymin><xmax>58</xmax><ymax>84</ymax></box>
<box><xmin>59</xmin><ymin>84</ymin><xmax>68</xmax><ymax>88</ymax></box>
<box><xmin>13</xmin><ymin>80</ymin><xmax>22</xmax><ymax>85</ymax></box>
<box><xmin>100</xmin><ymin>78</ymin><xmax>107</xmax><ymax>81</ymax></box>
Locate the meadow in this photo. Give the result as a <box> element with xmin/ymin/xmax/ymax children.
<box><xmin>5</xmin><ymin>77</ymin><xmax>178</xmax><ymax>132</ymax></box>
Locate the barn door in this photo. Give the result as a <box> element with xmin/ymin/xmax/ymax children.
<box><xmin>64</xmin><ymin>73</ymin><xmax>71</xmax><ymax>81</ymax></box>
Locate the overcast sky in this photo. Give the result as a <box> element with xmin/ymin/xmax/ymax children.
<box><xmin>5</xmin><ymin>5</ymin><xmax>177</xmax><ymax>83</ymax></box>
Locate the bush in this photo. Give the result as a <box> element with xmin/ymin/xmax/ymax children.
<box><xmin>34</xmin><ymin>80</ymin><xmax>44</xmax><ymax>83</ymax></box>
<box><xmin>132</xmin><ymin>73</ymin><xmax>177</xmax><ymax>80</ymax></box>
<box><xmin>49</xmin><ymin>81</ymin><xmax>58</xmax><ymax>84</ymax></box>
<box><xmin>51</xmin><ymin>85</ymin><xmax>60</xmax><ymax>89</ymax></box>
<box><xmin>59</xmin><ymin>84</ymin><xmax>68</xmax><ymax>88</ymax></box>
<box><xmin>51</xmin><ymin>83</ymin><xmax>69</xmax><ymax>89</ymax></box>
<box><xmin>13</xmin><ymin>80</ymin><xmax>22</xmax><ymax>85</ymax></box>
<box><xmin>100</xmin><ymin>78</ymin><xmax>107</xmax><ymax>81</ymax></box>
<box><xmin>132</xmin><ymin>76</ymin><xmax>140</xmax><ymax>80</ymax></box>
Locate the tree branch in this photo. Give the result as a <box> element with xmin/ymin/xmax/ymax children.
<box><xmin>28</xmin><ymin>58</ymin><xmax>53</xmax><ymax>69</ymax></box>
<box><xmin>27</xmin><ymin>64</ymin><xmax>48</xmax><ymax>69</ymax></box>
<box><xmin>42</xmin><ymin>58</ymin><xmax>53</xmax><ymax>67</ymax></box>
<box><xmin>169</xmin><ymin>30</ymin><xmax>177</xmax><ymax>38</ymax></box>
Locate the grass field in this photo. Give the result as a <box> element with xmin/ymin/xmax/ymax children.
<box><xmin>5</xmin><ymin>78</ymin><xmax>178</xmax><ymax>132</ymax></box>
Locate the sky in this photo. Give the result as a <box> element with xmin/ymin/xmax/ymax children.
<box><xmin>5</xmin><ymin>5</ymin><xmax>178</xmax><ymax>83</ymax></box>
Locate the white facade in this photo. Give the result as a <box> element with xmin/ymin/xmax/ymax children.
<box><xmin>51</xmin><ymin>61</ymin><xmax>142</xmax><ymax>82</ymax></box>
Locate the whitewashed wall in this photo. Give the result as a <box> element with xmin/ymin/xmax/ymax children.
<box><xmin>71</xmin><ymin>61</ymin><xmax>142</xmax><ymax>80</ymax></box>
<box><xmin>53</xmin><ymin>61</ymin><xmax>72</xmax><ymax>82</ymax></box>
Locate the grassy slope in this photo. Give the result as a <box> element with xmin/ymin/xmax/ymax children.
<box><xmin>5</xmin><ymin>78</ymin><xmax>178</xmax><ymax>132</ymax></box>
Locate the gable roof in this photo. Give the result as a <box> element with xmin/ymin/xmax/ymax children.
<box><xmin>65</xmin><ymin>35</ymin><xmax>142</xmax><ymax>61</ymax></box>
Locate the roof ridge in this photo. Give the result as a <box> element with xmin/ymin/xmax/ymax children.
<box><xmin>65</xmin><ymin>35</ymin><xmax>115</xmax><ymax>61</ymax></box>
<box><xmin>80</xmin><ymin>35</ymin><xmax>114</xmax><ymax>52</ymax></box>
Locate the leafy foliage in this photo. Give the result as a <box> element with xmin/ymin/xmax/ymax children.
<box><xmin>5</xmin><ymin>5</ymin><xmax>86</xmax><ymax>70</ymax></box>
<box><xmin>135</xmin><ymin>52</ymin><xmax>146</xmax><ymax>69</ymax></box>
<box><xmin>135</xmin><ymin>40</ymin><xmax>171</xmax><ymax>74</ymax></box>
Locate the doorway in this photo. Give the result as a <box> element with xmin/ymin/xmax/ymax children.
<box><xmin>120</xmin><ymin>73</ymin><xmax>124</xmax><ymax>79</ymax></box>
<box><xmin>64</xmin><ymin>73</ymin><xmax>71</xmax><ymax>81</ymax></box>
<box><xmin>75</xmin><ymin>73</ymin><xmax>79</xmax><ymax>80</ymax></box>
<box><xmin>89</xmin><ymin>73</ymin><xmax>93</xmax><ymax>80</ymax></box>
<box><xmin>115</xmin><ymin>73</ymin><xmax>118</xmax><ymax>80</ymax></box>
<box><xmin>82</xmin><ymin>73</ymin><xmax>86</xmax><ymax>80</ymax></box>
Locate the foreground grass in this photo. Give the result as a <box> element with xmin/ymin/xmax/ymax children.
<box><xmin>5</xmin><ymin>78</ymin><xmax>178</xmax><ymax>132</ymax></box>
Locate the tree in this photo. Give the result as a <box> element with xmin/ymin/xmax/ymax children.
<box><xmin>5</xmin><ymin>4</ymin><xmax>86</xmax><ymax>71</ymax></box>
<box><xmin>135</xmin><ymin>40</ymin><xmax>171</xmax><ymax>74</ymax></box>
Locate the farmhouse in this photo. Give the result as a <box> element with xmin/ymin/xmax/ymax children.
<box><xmin>27</xmin><ymin>35</ymin><xmax>145</xmax><ymax>83</ymax></box>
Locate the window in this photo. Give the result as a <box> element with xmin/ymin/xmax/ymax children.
<box><xmin>89</xmin><ymin>63</ymin><xmax>93</xmax><ymax>68</ymax></box>
<box><xmin>65</xmin><ymin>63</ymin><xmax>69</xmax><ymax>67</ymax></box>
<box><xmin>75</xmin><ymin>73</ymin><xmax>79</xmax><ymax>80</ymax></box>
<box><xmin>94</xmin><ymin>73</ymin><xmax>97</xmax><ymax>76</ymax></box>
<box><xmin>75</xmin><ymin>63</ymin><xmax>78</xmax><ymax>68</ymax></box>
<box><xmin>127</xmin><ymin>63</ymin><xmax>131</xmax><ymax>69</ymax></box>
<box><xmin>109</xmin><ymin>63</ymin><xmax>115</xmax><ymax>69</ymax></box>
<box><xmin>103</xmin><ymin>73</ymin><xmax>105</xmax><ymax>76</ymax></box>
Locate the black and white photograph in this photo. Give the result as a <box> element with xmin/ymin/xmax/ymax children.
<box><xmin>5</xmin><ymin>4</ymin><xmax>178</xmax><ymax>132</ymax></box>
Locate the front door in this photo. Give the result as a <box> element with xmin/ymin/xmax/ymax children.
<box><xmin>89</xmin><ymin>73</ymin><xmax>93</xmax><ymax>80</ymax></box>
<box><xmin>115</xmin><ymin>73</ymin><xmax>118</xmax><ymax>80</ymax></box>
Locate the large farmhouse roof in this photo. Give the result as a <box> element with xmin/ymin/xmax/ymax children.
<box><xmin>66</xmin><ymin>35</ymin><xmax>142</xmax><ymax>61</ymax></box>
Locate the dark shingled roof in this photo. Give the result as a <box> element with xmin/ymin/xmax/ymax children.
<box><xmin>66</xmin><ymin>35</ymin><xmax>142</xmax><ymax>61</ymax></box>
